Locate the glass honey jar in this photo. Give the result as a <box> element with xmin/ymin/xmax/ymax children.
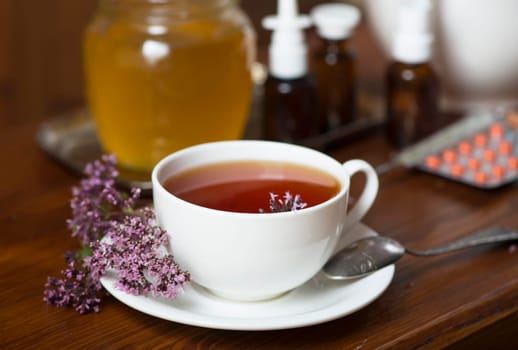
<box><xmin>84</xmin><ymin>0</ymin><xmax>255</xmax><ymax>172</ymax></box>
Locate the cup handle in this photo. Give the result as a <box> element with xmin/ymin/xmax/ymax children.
<box><xmin>342</xmin><ymin>159</ymin><xmax>379</xmax><ymax>231</ymax></box>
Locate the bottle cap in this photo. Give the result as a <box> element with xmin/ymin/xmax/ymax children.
<box><xmin>392</xmin><ymin>0</ymin><xmax>434</xmax><ymax>64</ymax></box>
<box><xmin>262</xmin><ymin>0</ymin><xmax>311</xmax><ymax>79</ymax></box>
<box><xmin>310</xmin><ymin>3</ymin><xmax>361</xmax><ymax>40</ymax></box>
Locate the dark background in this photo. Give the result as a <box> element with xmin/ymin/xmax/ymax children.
<box><xmin>0</xmin><ymin>0</ymin><xmax>383</xmax><ymax>128</ymax></box>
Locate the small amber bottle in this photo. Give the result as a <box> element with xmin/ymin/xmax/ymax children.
<box><xmin>311</xmin><ymin>4</ymin><xmax>361</xmax><ymax>132</ymax></box>
<box><xmin>385</xmin><ymin>0</ymin><xmax>440</xmax><ymax>148</ymax></box>
<box><xmin>263</xmin><ymin>76</ymin><xmax>318</xmax><ymax>142</ymax></box>
<box><xmin>261</xmin><ymin>0</ymin><xmax>319</xmax><ymax>142</ymax></box>
<box><xmin>386</xmin><ymin>62</ymin><xmax>439</xmax><ymax>147</ymax></box>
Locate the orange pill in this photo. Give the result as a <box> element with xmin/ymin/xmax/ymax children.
<box><xmin>474</xmin><ymin>171</ymin><xmax>488</xmax><ymax>184</ymax></box>
<box><xmin>488</xmin><ymin>123</ymin><xmax>504</xmax><ymax>139</ymax></box>
<box><xmin>483</xmin><ymin>149</ymin><xmax>496</xmax><ymax>162</ymax></box>
<box><xmin>468</xmin><ymin>158</ymin><xmax>480</xmax><ymax>170</ymax></box>
<box><xmin>450</xmin><ymin>164</ymin><xmax>464</xmax><ymax>177</ymax></box>
<box><xmin>473</xmin><ymin>133</ymin><xmax>487</xmax><ymax>147</ymax></box>
<box><xmin>442</xmin><ymin>149</ymin><xmax>456</xmax><ymax>163</ymax></box>
<box><xmin>507</xmin><ymin>157</ymin><xmax>518</xmax><ymax>170</ymax></box>
<box><xmin>457</xmin><ymin>141</ymin><xmax>472</xmax><ymax>155</ymax></box>
<box><xmin>498</xmin><ymin>141</ymin><xmax>512</xmax><ymax>155</ymax></box>
<box><xmin>424</xmin><ymin>155</ymin><xmax>441</xmax><ymax>169</ymax></box>
<box><xmin>491</xmin><ymin>165</ymin><xmax>505</xmax><ymax>178</ymax></box>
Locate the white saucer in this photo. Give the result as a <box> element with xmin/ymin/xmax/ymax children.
<box><xmin>100</xmin><ymin>223</ymin><xmax>395</xmax><ymax>331</ymax></box>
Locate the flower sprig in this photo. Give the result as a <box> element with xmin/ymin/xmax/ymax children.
<box><xmin>86</xmin><ymin>207</ymin><xmax>188</xmax><ymax>299</ymax></box>
<box><xmin>44</xmin><ymin>155</ymin><xmax>189</xmax><ymax>314</ymax></box>
<box><xmin>44</xmin><ymin>251</ymin><xmax>102</xmax><ymax>314</ymax></box>
<box><xmin>67</xmin><ymin>154</ymin><xmax>140</xmax><ymax>246</ymax></box>
<box><xmin>261</xmin><ymin>192</ymin><xmax>307</xmax><ymax>213</ymax></box>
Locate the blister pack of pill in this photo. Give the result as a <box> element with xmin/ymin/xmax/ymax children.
<box><xmin>417</xmin><ymin>110</ymin><xmax>518</xmax><ymax>188</ymax></box>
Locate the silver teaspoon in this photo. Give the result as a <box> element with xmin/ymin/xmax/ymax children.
<box><xmin>323</xmin><ymin>226</ymin><xmax>518</xmax><ymax>280</ymax></box>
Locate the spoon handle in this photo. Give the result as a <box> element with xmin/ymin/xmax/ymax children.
<box><xmin>405</xmin><ymin>226</ymin><xmax>518</xmax><ymax>256</ymax></box>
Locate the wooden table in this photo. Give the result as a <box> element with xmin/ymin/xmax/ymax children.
<box><xmin>1</xmin><ymin>117</ymin><xmax>517</xmax><ymax>349</ymax></box>
<box><xmin>1</xmin><ymin>3</ymin><xmax>517</xmax><ymax>347</ymax></box>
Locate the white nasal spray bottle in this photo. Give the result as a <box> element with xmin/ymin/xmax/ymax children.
<box><xmin>261</xmin><ymin>0</ymin><xmax>318</xmax><ymax>142</ymax></box>
<box><xmin>262</xmin><ymin>0</ymin><xmax>312</xmax><ymax>79</ymax></box>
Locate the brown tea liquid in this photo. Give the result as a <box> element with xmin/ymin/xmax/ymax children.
<box><xmin>164</xmin><ymin>161</ymin><xmax>340</xmax><ymax>213</ymax></box>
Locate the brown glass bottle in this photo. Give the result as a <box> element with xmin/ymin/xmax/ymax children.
<box><xmin>262</xmin><ymin>75</ymin><xmax>319</xmax><ymax>143</ymax></box>
<box><xmin>313</xmin><ymin>37</ymin><xmax>356</xmax><ymax>132</ymax></box>
<box><xmin>385</xmin><ymin>61</ymin><xmax>440</xmax><ymax>148</ymax></box>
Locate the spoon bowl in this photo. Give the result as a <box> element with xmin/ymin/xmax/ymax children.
<box><xmin>323</xmin><ymin>236</ymin><xmax>404</xmax><ymax>280</ymax></box>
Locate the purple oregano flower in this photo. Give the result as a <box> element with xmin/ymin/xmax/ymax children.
<box><xmin>66</xmin><ymin>154</ymin><xmax>140</xmax><ymax>245</ymax></box>
<box><xmin>43</xmin><ymin>251</ymin><xmax>102</xmax><ymax>314</ymax></box>
<box><xmin>44</xmin><ymin>155</ymin><xmax>189</xmax><ymax>314</ymax></box>
<box><xmin>85</xmin><ymin>207</ymin><xmax>189</xmax><ymax>299</ymax></box>
<box><xmin>261</xmin><ymin>192</ymin><xmax>307</xmax><ymax>213</ymax></box>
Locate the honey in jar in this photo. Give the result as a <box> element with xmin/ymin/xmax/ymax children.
<box><xmin>84</xmin><ymin>0</ymin><xmax>255</xmax><ymax>171</ymax></box>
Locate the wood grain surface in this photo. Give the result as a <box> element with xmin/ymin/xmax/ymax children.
<box><xmin>1</xmin><ymin>123</ymin><xmax>517</xmax><ymax>349</ymax></box>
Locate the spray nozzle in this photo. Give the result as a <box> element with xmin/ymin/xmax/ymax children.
<box><xmin>262</xmin><ymin>0</ymin><xmax>311</xmax><ymax>31</ymax></box>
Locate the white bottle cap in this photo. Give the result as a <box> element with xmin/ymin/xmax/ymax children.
<box><xmin>262</xmin><ymin>0</ymin><xmax>311</xmax><ymax>79</ymax></box>
<box><xmin>392</xmin><ymin>0</ymin><xmax>434</xmax><ymax>64</ymax></box>
<box><xmin>310</xmin><ymin>3</ymin><xmax>361</xmax><ymax>40</ymax></box>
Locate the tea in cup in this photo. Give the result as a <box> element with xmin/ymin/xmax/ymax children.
<box><xmin>152</xmin><ymin>140</ymin><xmax>378</xmax><ymax>301</ymax></box>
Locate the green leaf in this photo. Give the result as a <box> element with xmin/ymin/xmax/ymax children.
<box><xmin>79</xmin><ymin>244</ymin><xmax>92</xmax><ymax>259</ymax></box>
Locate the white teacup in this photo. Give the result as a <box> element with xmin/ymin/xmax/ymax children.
<box><xmin>152</xmin><ymin>140</ymin><xmax>378</xmax><ymax>301</ymax></box>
